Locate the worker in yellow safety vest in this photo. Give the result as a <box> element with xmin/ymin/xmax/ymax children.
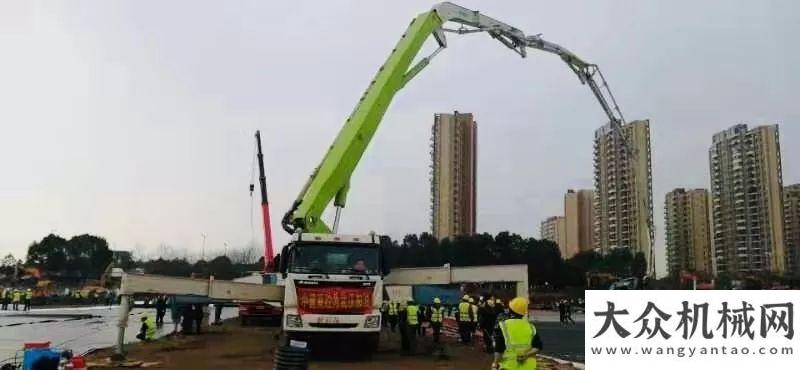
<box><xmin>469</xmin><ymin>297</ymin><xmax>479</xmax><ymax>333</ymax></box>
<box><xmin>12</xmin><ymin>289</ymin><xmax>21</xmax><ymax>311</ymax></box>
<box><xmin>429</xmin><ymin>297</ymin><xmax>446</xmax><ymax>344</ymax></box>
<box><xmin>457</xmin><ymin>295</ymin><xmax>473</xmax><ymax>344</ymax></box>
<box><xmin>137</xmin><ymin>315</ymin><xmax>157</xmax><ymax>341</ymax></box>
<box><xmin>491</xmin><ymin>297</ymin><xmax>542</xmax><ymax>370</ymax></box>
<box><xmin>387</xmin><ymin>300</ymin><xmax>399</xmax><ymax>333</ymax></box>
<box><xmin>405</xmin><ymin>299</ymin><xmax>420</xmax><ymax>353</ymax></box>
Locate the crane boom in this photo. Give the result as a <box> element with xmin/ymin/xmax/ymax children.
<box><xmin>282</xmin><ymin>2</ymin><xmax>639</xmax><ymax>242</ymax></box>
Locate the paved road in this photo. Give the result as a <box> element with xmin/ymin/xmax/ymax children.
<box><xmin>535</xmin><ymin>321</ymin><xmax>585</xmax><ymax>363</ymax></box>
<box><xmin>530</xmin><ymin>309</ymin><xmax>585</xmax><ymax>363</ymax></box>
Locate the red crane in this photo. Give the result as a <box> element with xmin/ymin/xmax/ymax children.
<box><xmin>254</xmin><ymin>130</ymin><xmax>275</xmax><ymax>271</ymax></box>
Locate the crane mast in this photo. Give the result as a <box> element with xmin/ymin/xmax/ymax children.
<box><xmin>255</xmin><ymin>130</ymin><xmax>275</xmax><ymax>271</ymax></box>
<box><xmin>282</xmin><ymin>2</ymin><xmax>651</xmax><ymax>269</ymax></box>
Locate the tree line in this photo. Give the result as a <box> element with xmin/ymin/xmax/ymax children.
<box><xmin>13</xmin><ymin>231</ymin><xmax>647</xmax><ymax>288</ymax></box>
<box><xmin>382</xmin><ymin>232</ymin><xmax>647</xmax><ymax>289</ymax></box>
<box><xmin>12</xmin><ymin>233</ymin><xmax>262</xmax><ymax>283</ymax></box>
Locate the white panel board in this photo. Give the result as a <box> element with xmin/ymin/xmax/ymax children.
<box><xmin>120</xmin><ymin>273</ymin><xmax>283</xmax><ymax>301</ymax></box>
<box><xmin>385</xmin><ymin>264</ymin><xmax>527</xmax><ymax>285</ymax></box>
<box><xmin>450</xmin><ymin>265</ymin><xmax>527</xmax><ymax>283</ymax></box>
<box><xmin>121</xmin><ymin>274</ymin><xmax>209</xmax><ymax>296</ymax></box>
<box><xmin>385</xmin><ymin>285</ymin><xmax>413</xmax><ymax>302</ymax></box>
<box><xmin>384</xmin><ymin>267</ymin><xmax>452</xmax><ymax>285</ymax></box>
<box><xmin>211</xmin><ymin>280</ymin><xmax>284</xmax><ymax>301</ymax></box>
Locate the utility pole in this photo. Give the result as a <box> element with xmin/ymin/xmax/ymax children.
<box><xmin>200</xmin><ymin>233</ymin><xmax>207</xmax><ymax>261</ymax></box>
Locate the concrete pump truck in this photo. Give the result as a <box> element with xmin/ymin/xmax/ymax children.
<box><xmin>276</xmin><ymin>2</ymin><xmax>643</xmax><ymax>352</ymax></box>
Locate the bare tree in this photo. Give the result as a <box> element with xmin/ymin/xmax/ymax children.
<box><xmin>156</xmin><ymin>244</ymin><xmax>176</xmax><ymax>260</ymax></box>
<box><xmin>228</xmin><ymin>243</ymin><xmax>260</xmax><ymax>265</ymax></box>
<box><xmin>132</xmin><ymin>244</ymin><xmax>149</xmax><ymax>261</ymax></box>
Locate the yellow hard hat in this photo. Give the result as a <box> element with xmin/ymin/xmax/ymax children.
<box><xmin>509</xmin><ymin>297</ymin><xmax>529</xmax><ymax>315</ymax></box>
<box><xmin>495</xmin><ymin>298</ymin><xmax>503</xmax><ymax>305</ymax></box>
<box><xmin>469</xmin><ymin>297</ymin><xmax>475</xmax><ymax>303</ymax></box>
<box><xmin>462</xmin><ymin>294</ymin><xmax>470</xmax><ymax>301</ymax></box>
<box><xmin>433</xmin><ymin>297</ymin><xmax>441</xmax><ymax>304</ymax></box>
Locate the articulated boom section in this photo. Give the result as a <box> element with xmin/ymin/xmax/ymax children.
<box><xmin>283</xmin><ymin>2</ymin><xmax>646</xmax><ymax>245</ymax></box>
<box><xmin>282</xmin><ymin>9</ymin><xmax>444</xmax><ymax>234</ymax></box>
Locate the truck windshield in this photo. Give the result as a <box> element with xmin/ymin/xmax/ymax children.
<box><xmin>289</xmin><ymin>243</ymin><xmax>380</xmax><ymax>275</ymax></box>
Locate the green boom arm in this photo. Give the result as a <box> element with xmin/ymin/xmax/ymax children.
<box><xmin>282</xmin><ymin>2</ymin><xmax>629</xmax><ymax>235</ymax></box>
<box><xmin>282</xmin><ymin>9</ymin><xmax>445</xmax><ymax>234</ymax></box>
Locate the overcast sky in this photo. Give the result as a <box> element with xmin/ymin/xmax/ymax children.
<box><xmin>1</xmin><ymin>1</ymin><xmax>798</xmax><ymax>277</ymax></box>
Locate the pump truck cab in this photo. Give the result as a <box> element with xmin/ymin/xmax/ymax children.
<box><xmin>277</xmin><ymin>233</ymin><xmax>389</xmax><ymax>352</ymax></box>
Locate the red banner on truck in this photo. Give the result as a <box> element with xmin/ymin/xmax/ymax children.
<box><xmin>296</xmin><ymin>285</ymin><xmax>373</xmax><ymax>314</ymax></box>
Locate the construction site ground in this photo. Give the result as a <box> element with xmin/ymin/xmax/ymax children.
<box><xmin>86</xmin><ymin>320</ymin><xmax>580</xmax><ymax>370</ymax></box>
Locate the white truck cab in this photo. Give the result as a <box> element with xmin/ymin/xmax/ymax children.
<box><xmin>278</xmin><ymin>233</ymin><xmax>389</xmax><ymax>352</ymax></box>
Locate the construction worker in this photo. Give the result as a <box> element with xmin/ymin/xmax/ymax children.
<box><xmin>24</xmin><ymin>288</ymin><xmax>33</xmax><ymax>311</ymax></box>
<box><xmin>469</xmin><ymin>297</ymin><xmax>479</xmax><ymax>334</ymax></box>
<box><xmin>457</xmin><ymin>295</ymin><xmax>473</xmax><ymax>344</ymax></box>
<box><xmin>495</xmin><ymin>298</ymin><xmax>509</xmax><ymax>322</ymax></box>
<box><xmin>491</xmin><ymin>297</ymin><xmax>542</xmax><ymax>370</ymax></box>
<box><xmin>479</xmin><ymin>297</ymin><xmax>499</xmax><ymax>353</ymax></box>
<box><xmin>430</xmin><ymin>297</ymin><xmax>446</xmax><ymax>344</ymax></box>
<box><xmin>418</xmin><ymin>304</ymin><xmax>428</xmax><ymax>337</ymax></box>
<box><xmin>136</xmin><ymin>315</ymin><xmax>157</xmax><ymax>341</ymax></box>
<box><xmin>12</xmin><ymin>289</ymin><xmax>21</xmax><ymax>311</ymax></box>
<box><xmin>155</xmin><ymin>296</ymin><xmax>168</xmax><ymax>326</ymax></box>
<box><xmin>1</xmin><ymin>288</ymin><xmax>8</xmax><ymax>310</ymax></box>
<box><xmin>380</xmin><ymin>300</ymin><xmax>389</xmax><ymax>329</ymax></box>
<box><xmin>404</xmin><ymin>299</ymin><xmax>420</xmax><ymax>353</ymax></box>
<box><xmin>564</xmin><ymin>300</ymin><xmax>575</xmax><ymax>325</ymax></box>
<box><xmin>387</xmin><ymin>300</ymin><xmax>399</xmax><ymax>333</ymax></box>
<box><xmin>398</xmin><ymin>301</ymin><xmax>410</xmax><ymax>352</ymax></box>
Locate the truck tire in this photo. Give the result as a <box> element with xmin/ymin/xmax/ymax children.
<box><xmin>274</xmin><ymin>345</ymin><xmax>309</xmax><ymax>370</ymax></box>
<box><xmin>363</xmin><ymin>333</ymin><xmax>379</xmax><ymax>357</ymax></box>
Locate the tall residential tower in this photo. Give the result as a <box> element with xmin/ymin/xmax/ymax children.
<box><xmin>593</xmin><ymin>119</ymin><xmax>655</xmax><ymax>276</ymax></box>
<box><xmin>541</xmin><ymin>216</ymin><xmax>567</xmax><ymax>255</ymax></box>
<box><xmin>431</xmin><ymin>111</ymin><xmax>477</xmax><ymax>240</ymax></box>
<box><xmin>665</xmin><ymin>188</ymin><xmax>712</xmax><ymax>276</ymax></box>
<box><xmin>784</xmin><ymin>184</ymin><xmax>800</xmax><ymax>275</ymax></box>
<box><xmin>564</xmin><ymin>189</ymin><xmax>594</xmax><ymax>258</ymax></box>
<box><xmin>709</xmin><ymin>124</ymin><xmax>785</xmax><ymax>276</ymax></box>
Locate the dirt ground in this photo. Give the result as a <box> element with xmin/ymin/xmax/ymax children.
<box><xmin>86</xmin><ymin>321</ymin><xmax>578</xmax><ymax>370</ymax></box>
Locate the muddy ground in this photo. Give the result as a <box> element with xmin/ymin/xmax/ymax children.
<box><xmin>86</xmin><ymin>321</ymin><xmax>579</xmax><ymax>370</ymax></box>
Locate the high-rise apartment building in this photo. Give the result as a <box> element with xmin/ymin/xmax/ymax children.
<box><xmin>709</xmin><ymin>124</ymin><xmax>785</xmax><ymax>276</ymax></box>
<box><xmin>564</xmin><ymin>189</ymin><xmax>594</xmax><ymax>258</ymax></box>
<box><xmin>593</xmin><ymin>119</ymin><xmax>655</xmax><ymax>275</ymax></box>
<box><xmin>665</xmin><ymin>188</ymin><xmax>712</xmax><ymax>276</ymax></box>
<box><xmin>431</xmin><ymin>111</ymin><xmax>477</xmax><ymax>240</ymax></box>
<box><xmin>784</xmin><ymin>184</ymin><xmax>800</xmax><ymax>275</ymax></box>
<box><xmin>541</xmin><ymin>216</ymin><xmax>567</xmax><ymax>255</ymax></box>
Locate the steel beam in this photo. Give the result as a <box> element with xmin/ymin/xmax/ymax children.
<box><xmin>119</xmin><ymin>273</ymin><xmax>283</xmax><ymax>301</ymax></box>
<box><xmin>384</xmin><ymin>264</ymin><xmax>529</xmax><ymax>297</ymax></box>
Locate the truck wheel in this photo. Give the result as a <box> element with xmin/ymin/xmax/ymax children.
<box><xmin>363</xmin><ymin>333</ymin><xmax>379</xmax><ymax>357</ymax></box>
